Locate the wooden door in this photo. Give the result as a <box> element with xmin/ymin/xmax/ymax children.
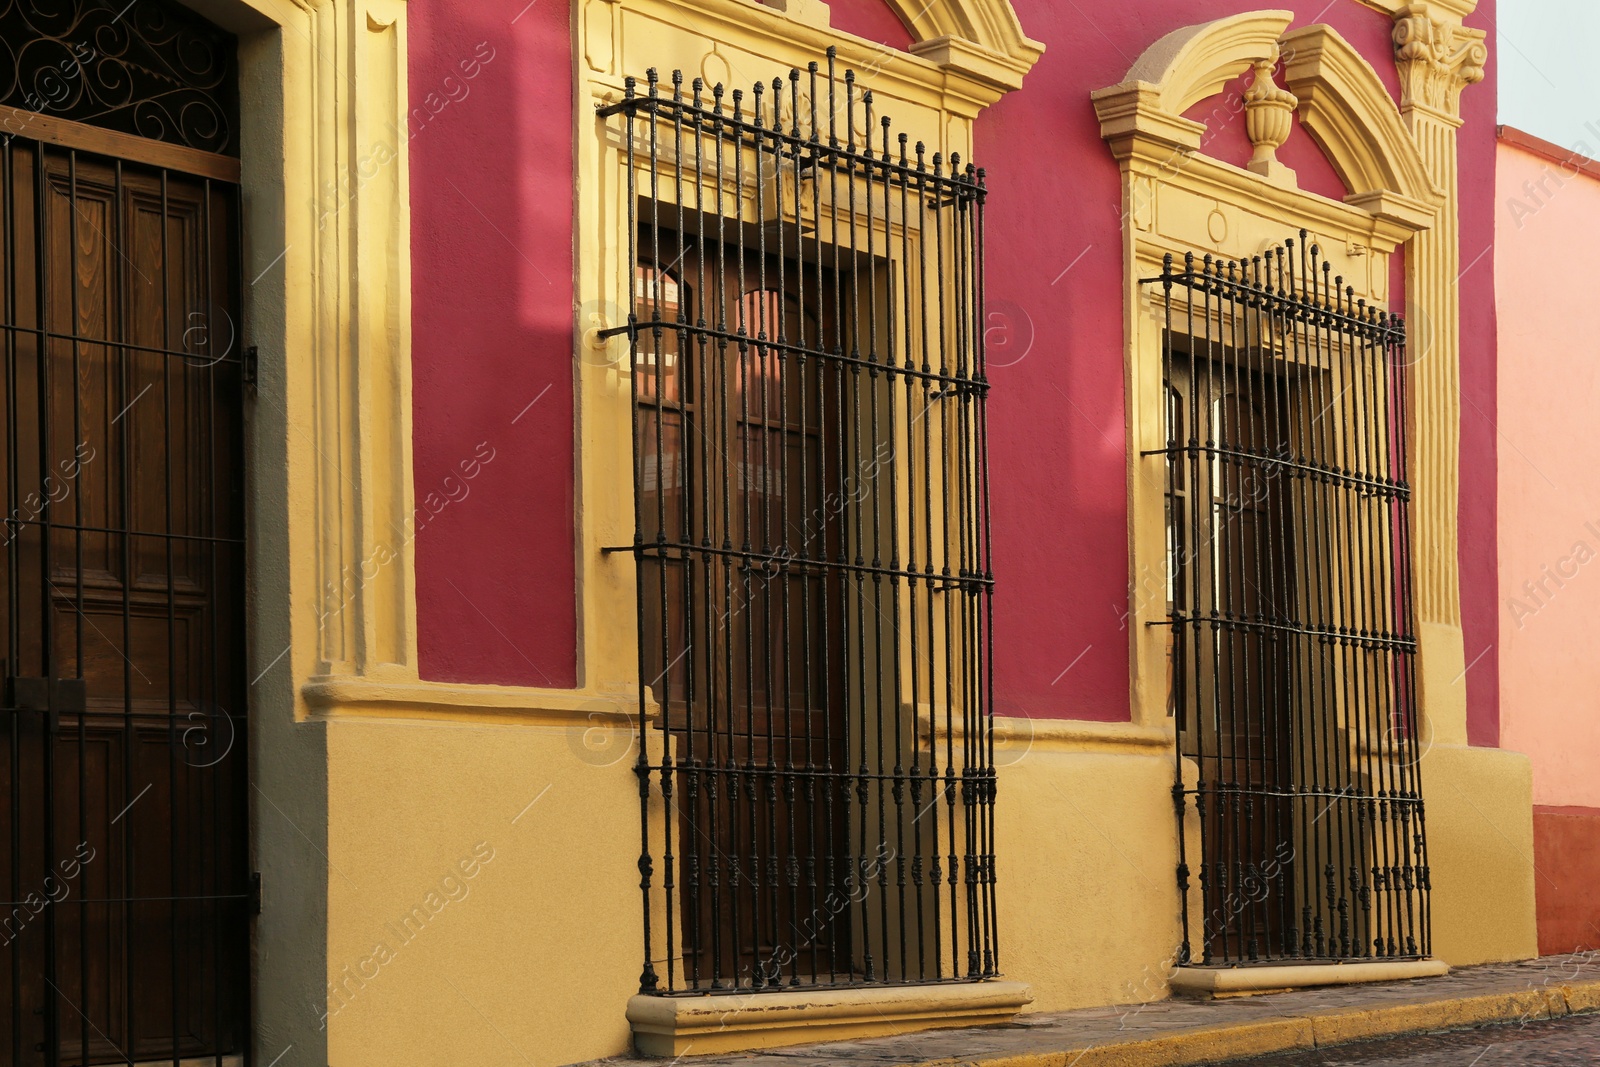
<box><xmin>634</xmin><ymin>228</ymin><xmax>851</xmax><ymax>989</ymax></box>
<box><xmin>0</xmin><ymin>138</ymin><xmax>247</xmax><ymax>1065</ymax></box>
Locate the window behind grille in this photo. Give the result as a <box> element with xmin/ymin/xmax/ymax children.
<box><xmin>1152</xmin><ymin>237</ymin><xmax>1430</xmax><ymax>967</ymax></box>
<box><xmin>602</xmin><ymin>52</ymin><xmax>997</xmax><ymax>995</ymax></box>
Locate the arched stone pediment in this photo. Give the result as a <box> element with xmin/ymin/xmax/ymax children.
<box><xmin>883</xmin><ymin>0</ymin><xmax>1044</xmax><ymax>92</ymax></box>
<box><xmin>1117</xmin><ymin>9</ymin><xmax>1293</xmax><ymax>117</ymax></box>
<box><xmin>1282</xmin><ymin>23</ymin><xmax>1440</xmax><ymax>208</ymax></box>
<box><xmin>1091</xmin><ymin>8</ymin><xmax>1441</xmax><ymax>231</ymax></box>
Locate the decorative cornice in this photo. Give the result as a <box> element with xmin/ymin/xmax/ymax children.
<box><xmin>749</xmin><ymin>0</ymin><xmax>1046</xmax><ymax>98</ymax></box>
<box><xmin>1392</xmin><ymin>4</ymin><xmax>1487</xmax><ymax>120</ymax></box>
<box><xmin>1352</xmin><ymin>0</ymin><xmax>1477</xmax><ymax>20</ymax></box>
<box><xmin>1098</xmin><ymin>9</ymin><xmax>1293</xmax><ymax>117</ymax></box>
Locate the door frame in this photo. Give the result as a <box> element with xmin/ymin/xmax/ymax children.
<box><xmin>156</xmin><ymin>0</ymin><xmax>417</xmax><ymax>1062</ymax></box>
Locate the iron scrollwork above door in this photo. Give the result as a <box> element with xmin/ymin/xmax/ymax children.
<box><xmin>0</xmin><ymin>0</ymin><xmax>238</xmax><ymax>155</ymax></box>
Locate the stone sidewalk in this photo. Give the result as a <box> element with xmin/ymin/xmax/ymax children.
<box><xmin>578</xmin><ymin>954</ymin><xmax>1600</xmax><ymax>1066</ymax></box>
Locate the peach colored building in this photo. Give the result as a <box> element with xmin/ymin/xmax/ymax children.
<box><xmin>1497</xmin><ymin>125</ymin><xmax>1600</xmax><ymax>955</ymax></box>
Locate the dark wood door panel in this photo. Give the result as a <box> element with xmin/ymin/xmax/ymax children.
<box><xmin>2</xmin><ymin>133</ymin><xmax>246</xmax><ymax>1065</ymax></box>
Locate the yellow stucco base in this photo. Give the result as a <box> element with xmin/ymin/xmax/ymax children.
<box><xmin>319</xmin><ymin>717</ymin><xmax>640</xmax><ymax>1067</ymax></box>
<box><xmin>1171</xmin><ymin>959</ymin><xmax>1449</xmax><ymax>996</ymax></box>
<box><xmin>283</xmin><ymin>707</ymin><xmax>1534</xmax><ymax>1066</ymax></box>
<box><xmin>1421</xmin><ymin>743</ymin><xmax>1539</xmax><ymax>966</ymax></box>
<box><xmin>995</xmin><ymin>744</ymin><xmax>1185</xmax><ymax>1014</ymax></box>
<box><xmin>297</xmin><ymin>720</ymin><xmax>1189</xmax><ymax>1065</ymax></box>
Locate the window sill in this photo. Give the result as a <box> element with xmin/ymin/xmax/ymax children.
<box><xmin>626</xmin><ymin>980</ymin><xmax>1032</xmax><ymax>1056</ymax></box>
<box><xmin>300</xmin><ymin>674</ymin><xmax>644</xmax><ymax>727</ymax></box>
<box><xmin>1172</xmin><ymin>959</ymin><xmax>1449</xmax><ymax>998</ymax></box>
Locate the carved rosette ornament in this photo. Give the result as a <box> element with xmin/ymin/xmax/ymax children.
<box><xmin>1243</xmin><ymin>55</ymin><xmax>1298</xmax><ymax>186</ymax></box>
<box><xmin>1392</xmin><ymin>9</ymin><xmax>1487</xmax><ymax>119</ymax></box>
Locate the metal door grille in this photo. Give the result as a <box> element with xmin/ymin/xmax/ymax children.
<box><xmin>0</xmin><ymin>0</ymin><xmax>238</xmax><ymax>156</ymax></box>
<box><xmin>0</xmin><ymin>130</ymin><xmax>249</xmax><ymax>1064</ymax></box>
<box><xmin>600</xmin><ymin>50</ymin><xmax>997</xmax><ymax>995</ymax></box>
<box><xmin>1152</xmin><ymin>235</ymin><xmax>1430</xmax><ymax>967</ymax></box>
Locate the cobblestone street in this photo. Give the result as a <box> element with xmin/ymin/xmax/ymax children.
<box><xmin>1210</xmin><ymin>1013</ymin><xmax>1600</xmax><ymax>1066</ymax></box>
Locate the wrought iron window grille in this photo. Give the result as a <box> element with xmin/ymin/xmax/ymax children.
<box><xmin>0</xmin><ymin>0</ymin><xmax>238</xmax><ymax>156</ymax></box>
<box><xmin>1148</xmin><ymin>235</ymin><xmax>1430</xmax><ymax>968</ymax></box>
<box><xmin>599</xmin><ymin>49</ymin><xmax>998</xmax><ymax>996</ymax></box>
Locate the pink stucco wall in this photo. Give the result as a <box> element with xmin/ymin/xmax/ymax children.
<box><xmin>407</xmin><ymin>0</ymin><xmax>1500</xmax><ymax>741</ymax></box>
<box><xmin>1496</xmin><ymin>140</ymin><xmax>1600</xmax><ymax>805</ymax></box>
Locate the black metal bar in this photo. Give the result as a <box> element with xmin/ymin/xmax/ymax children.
<box><xmin>615</xmin><ymin>52</ymin><xmax>994</xmax><ymax>995</ymax></box>
<box><xmin>68</xmin><ymin>145</ymin><xmax>94</xmax><ymax>1067</ymax></box>
<box><xmin>0</xmin><ymin>322</ymin><xmax>249</xmax><ymax>365</ymax></box>
<box><xmin>3</xmin><ymin>130</ymin><xmax>22</xmax><ymax>1067</ymax></box>
<box><xmin>1154</xmin><ymin>233</ymin><xmax>1427</xmax><ymax>965</ymax></box>
<box><xmin>115</xmin><ymin>150</ymin><xmax>139</xmax><ymax>1067</ymax></box>
<box><xmin>35</xmin><ymin>137</ymin><xmax>60</xmax><ymax>1067</ymax></box>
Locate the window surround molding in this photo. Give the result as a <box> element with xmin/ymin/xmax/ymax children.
<box><xmin>163</xmin><ymin>0</ymin><xmax>421</xmax><ymax>1061</ymax></box>
<box><xmin>575</xmin><ymin>0</ymin><xmax>1042</xmax><ymax>726</ymax></box>
<box><xmin>1091</xmin><ymin>11</ymin><xmax>1464</xmax><ymax>743</ymax></box>
<box><xmin>576</xmin><ymin>0</ymin><xmax>1040</xmax><ymax>1051</ymax></box>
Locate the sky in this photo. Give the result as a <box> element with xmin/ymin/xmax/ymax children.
<box><xmin>1497</xmin><ymin>0</ymin><xmax>1600</xmax><ymax>154</ymax></box>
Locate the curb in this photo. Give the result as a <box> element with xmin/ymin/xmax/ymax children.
<box><xmin>912</xmin><ymin>980</ymin><xmax>1600</xmax><ymax>1067</ymax></box>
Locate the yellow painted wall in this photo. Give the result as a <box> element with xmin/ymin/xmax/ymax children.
<box><xmin>1421</xmin><ymin>744</ymin><xmax>1538</xmax><ymax>964</ymax></box>
<box><xmin>322</xmin><ymin>720</ymin><xmax>640</xmax><ymax>1067</ymax></box>
<box><xmin>308</xmin><ymin>728</ymin><xmax>1190</xmax><ymax>1065</ymax></box>
<box><xmin>995</xmin><ymin>748</ymin><xmax>1182</xmax><ymax>1013</ymax></box>
<box><xmin>290</xmin><ymin>721</ymin><xmax>1537</xmax><ymax>1066</ymax></box>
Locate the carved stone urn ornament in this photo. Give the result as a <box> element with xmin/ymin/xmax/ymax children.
<box><xmin>1243</xmin><ymin>54</ymin><xmax>1299</xmax><ymax>186</ymax></box>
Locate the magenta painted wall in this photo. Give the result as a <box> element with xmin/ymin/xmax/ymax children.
<box><xmin>407</xmin><ymin>0</ymin><xmax>1500</xmax><ymax>741</ymax></box>
<box><xmin>409</xmin><ymin>0</ymin><xmax>577</xmax><ymax>687</ymax></box>
<box><xmin>1457</xmin><ymin>3</ymin><xmax>1500</xmax><ymax>747</ymax></box>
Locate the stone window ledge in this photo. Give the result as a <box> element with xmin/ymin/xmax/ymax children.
<box><xmin>626</xmin><ymin>980</ymin><xmax>1032</xmax><ymax>1056</ymax></box>
<box><xmin>1173</xmin><ymin>959</ymin><xmax>1450</xmax><ymax>998</ymax></box>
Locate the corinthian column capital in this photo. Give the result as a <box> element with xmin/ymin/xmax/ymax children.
<box><xmin>1392</xmin><ymin>3</ymin><xmax>1487</xmax><ymax>121</ymax></box>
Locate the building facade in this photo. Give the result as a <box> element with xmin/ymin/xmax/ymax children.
<box><xmin>1492</xmin><ymin>0</ymin><xmax>1600</xmax><ymax>964</ymax></box>
<box><xmin>0</xmin><ymin>0</ymin><xmax>1551</xmax><ymax>1064</ymax></box>
<box><xmin>1495</xmin><ymin>149</ymin><xmax>1600</xmax><ymax>957</ymax></box>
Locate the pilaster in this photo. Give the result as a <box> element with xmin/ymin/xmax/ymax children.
<box><xmin>1390</xmin><ymin>2</ymin><xmax>1486</xmax><ymax>743</ymax></box>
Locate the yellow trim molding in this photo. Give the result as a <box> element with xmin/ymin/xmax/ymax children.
<box><xmin>176</xmin><ymin>0</ymin><xmax>418</xmax><ymax>1062</ymax></box>
<box><xmin>1281</xmin><ymin>24</ymin><xmax>1439</xmax><ymax>215</ymax></box>
<box><xmin>301</xmin><ymin>676</ymin><xmax>642</xmax><ymax>726</ymax></box>
<box><xmin>1390</xmin><ymin>3</ymin><xmax>1487</xmax><ymax>744</ymax></box>
<box><xmin>1116</xmin><ymin>9</ymin><xmax>1295</xmax><ymax>118</ymax></box>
